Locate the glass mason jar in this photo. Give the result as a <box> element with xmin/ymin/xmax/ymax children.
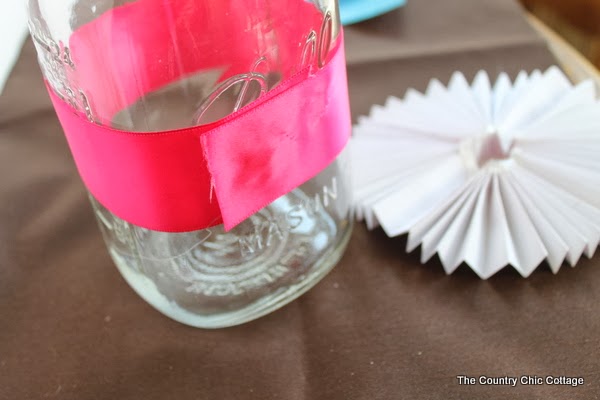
<box><xmin>27</xmin><ymin>0</ymin><xmax>352</xmax><ymax>328</ymax></box>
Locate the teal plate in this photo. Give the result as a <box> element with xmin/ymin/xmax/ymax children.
<box><xmin>339</xmin><ymin>0</ymin><xmax>407</xmax><ymax>25</ymax></box>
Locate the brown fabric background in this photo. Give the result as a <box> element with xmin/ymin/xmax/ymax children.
<box><xmin>1</xmin><ymin>0</ymin><xmax>598</xmax><ymax>399</ymax></box>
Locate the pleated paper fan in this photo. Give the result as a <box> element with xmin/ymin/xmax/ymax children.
<box><xmin>351</xmin><ymin>67</ymin><xmax>600</xmax><ymax>278</ymax></box>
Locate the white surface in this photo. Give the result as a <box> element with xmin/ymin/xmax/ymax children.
<box><xmin>39</xmin><ymin>0</ymin><xmax>78</xmax><ymax>42</ymax></box>
<box><xmin>352</xmin><ymin>67</ymin><xmax>600</xmax><ymax>278</ymax></box>
<box><xmin>0</xmin><ymin>0</ymin><xmax>28</xmax><ymax>95</ymax></box>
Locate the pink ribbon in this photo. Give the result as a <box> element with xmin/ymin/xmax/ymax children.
<box><xmin>47</xmin><ymin>0</ymin><xmax>351</xmax><ymax>232</ymax></box>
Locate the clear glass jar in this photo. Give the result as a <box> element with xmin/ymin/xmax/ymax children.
<box><xmin>28</xmin><ymin>0</ymin><xmax>352</xmax><ymax>328</ymax></box>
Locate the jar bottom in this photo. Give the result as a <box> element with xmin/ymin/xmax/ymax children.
<box><xmin>93</xmin><ymin>156</ymin><xmax>353</xmax><ymax>329</ymax></box>
<box><xmin>109</xmin><ymin>221</ymin><xmax>352</xmax><ymax>328</ymax></box>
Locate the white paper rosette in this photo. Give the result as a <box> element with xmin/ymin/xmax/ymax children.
<box><xmin>352</xmin><ymin>67</ymin><xmax>600</xmax><ymax>278</ymax></box>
